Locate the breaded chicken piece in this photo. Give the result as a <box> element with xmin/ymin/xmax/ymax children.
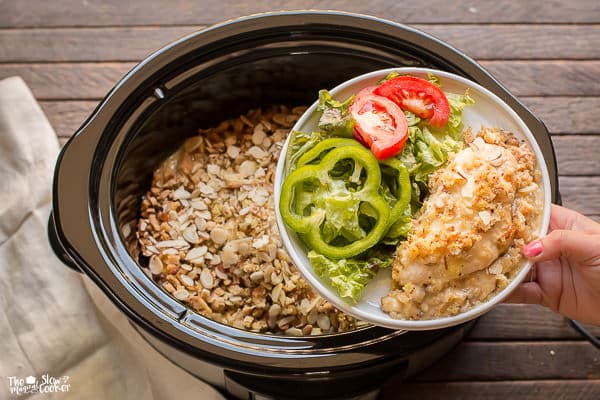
<box><xmin>382</xmin><ymin>128</ymin><xmax>541</xmax><ymax>319</ymax></box>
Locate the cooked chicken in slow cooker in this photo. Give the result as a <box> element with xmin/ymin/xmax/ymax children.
<box><xmin>382</xmin><ymin>127</ymin><xmax>542</xmax><ymax>319</ymax></box>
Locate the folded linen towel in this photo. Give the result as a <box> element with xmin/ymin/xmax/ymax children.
<box><xmin>0</xmin><ymin>76</ymin><xmax>223</xmax><ymax>400</ymax></box>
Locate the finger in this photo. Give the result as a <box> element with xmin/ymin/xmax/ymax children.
<box><xmin>523</xmin><ymin>229</ymin><xmax>600</xmax><ymax>264</ymax></box>
<box><xmin>505</xmin><ymin>282</ymin><xmax>545</xmax><ymax>305</ymax></box>
<box><xmin>549</xmin><ymin>204</ymin><xmax>600</xmax><ymax>234</ymax></box>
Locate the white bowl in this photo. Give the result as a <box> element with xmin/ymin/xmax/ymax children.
<box><xmin>274</xmin><ymin>67</ymin><xmax>552</xmax><ymax>330</ymax></box>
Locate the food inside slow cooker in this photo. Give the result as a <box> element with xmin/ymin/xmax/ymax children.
<box><xmin>381</xmin><ymin>127</ymin><xmax>543</xmax><ymax>319</ymax></box>
<box><xmin>136</xmin><ymin>106</ymin><xmax>363</xmax><ymax>335</ymax></box>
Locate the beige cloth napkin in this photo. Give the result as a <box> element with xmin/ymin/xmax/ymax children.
<box><xmin>0</xmin><ymin>76</ymin><xmax>224</xmax><ymax>400</ymax></box>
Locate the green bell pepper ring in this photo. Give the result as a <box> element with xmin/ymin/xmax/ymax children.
<box><xmin>278</xmin><ymin>163</ymin><xmax>326</xmax><ymax>233</ymax></box>
<box><xmin>297</xmin><ymin>138</ymin><xmax>362</xmax><ymax>167</ymax></box>
<box><xmin>279</xmin><ymin>144</ymin><xmax>391</xmax><ymax>259</ymax></box>
<box><xmin>296</xmin><ymin>139</ymin><xmax>410</xmax><ymax>233</ymax></box>
<box><xmin>380</xmin><ymin>158</ymin><xmax>411</xmax><ymax>223</ymax></box>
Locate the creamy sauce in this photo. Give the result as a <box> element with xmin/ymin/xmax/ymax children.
<box><xmin>381</xmin><ymin>128</ymin><xmax>543</xmax><ymax>320</ymax></box>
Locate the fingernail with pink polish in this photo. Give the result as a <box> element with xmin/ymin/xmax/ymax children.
<box><xmin>523</xmin><ymin>240</ymin><xmax>543</xmax><ymax>257</ymax></box>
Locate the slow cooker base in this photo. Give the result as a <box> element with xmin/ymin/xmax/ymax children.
<box><xmin>135</xmin><ymin>320</ymin><xmax>474</xmax><ymax>400</ymax></box>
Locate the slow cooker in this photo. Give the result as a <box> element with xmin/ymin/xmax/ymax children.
<box><xmin>48</xmin><ymin>11</ymin><xmax>560</xmax><ymax>400</ymax></box>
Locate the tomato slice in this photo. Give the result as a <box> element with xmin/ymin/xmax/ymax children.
<box><xmin>349</xmin><ymin>87</ymin><xmax>409</xmax><ymax>160</ymax></box>
<box><xmin>374</xmin><ymin>76</ymin><xmax>450</xmax><ymax>128</ymax></box>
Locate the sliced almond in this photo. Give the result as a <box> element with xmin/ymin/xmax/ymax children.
<box><xmin>479</xmin><ymin>210</ymin><xmax>492</xmax><ymax>226</ymax></box>
<box><xmin>186</xmin><ymin>245</ymin><xmax>208</xmax><ymax>260</ymax></box>
<box><xmin>252</xmin><ymin>123</ymin><xmax>267</xmax><ymax>145</ymax></box>
<box><xmin>149</xmin><ymin>255</ymin><xmax>163</xmax><ymax>275</ymax></box>
<box><xmin>173</xmin><ymin>185</ymin><xmax>191</xmax><ymax>200</ymax></box>
<box><xmin>200</xmin><ymin>268</ymin><xmax>214</xmax><ymax>289</ymax></box>
<box><xmin>182</xmin><ymin>226</ymin><xmax>200</xmax><ymax>244</ymax></box>
<box><xmin>173</xmin><ymin>289</ymin><xmax>190</xmax><ymax>300</ymax></box>
<box><xmin>179</xmin><ymin>274</ymin><xmax>195</xmax><ymax>287</ymax></box>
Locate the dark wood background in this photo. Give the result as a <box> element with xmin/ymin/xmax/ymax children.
<box><xmin>1</xmin><ymin>1</ymin><xmax>599</xmax><ymax>399</ymax></box>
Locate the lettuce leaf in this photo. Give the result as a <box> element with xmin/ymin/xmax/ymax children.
<box><xmin>320</xmin><ymin>181</ymin><xmax>366</xmax><ymax>244</ymax></box>
<box><xmin>382</xmin><ymin>205</ymin><xmax>412</xmax><ymax>244</ymax></box>
<box><xmin>378</xmin><ymin>71</ymin><xmax>401</xmax><ymax>84</ymax></box>
<box><xmin>380</xmin><ymin>71</ymin><xmax>441</xmax><ymax>87</ymax></box>
<box><xmin>427</xmin><ymin>72</ymin><xmax>442</xmax><ymax>88</ymax></box>
<box><xmin>441</xmin><ymin>90</ymin><xmax>475</xmax><ymax>140</ymax></box>
<box><xmin>317</xmin><ymin>90</ymin><xmax>355</xmax><ymax>137</ymax></box>
<box><xmin>412</xmin><ymin>126</ymin><xmax>464</xmax><ymax>181</ymax></box>
<box><xmin>404</xmin><ymin>110</ymin><xmax>421</xmax><ymax>126</ymax></box>
<box><xmin>285</xmin><ymin>130</ymin><xmax>323</xmax><ymax>172</ymax></box>
<box><xmin>317</xmin><ymin>89</ymin><xmax>354</xmax><ymax>113</ymax></box>
<box><xmin>308</xmin><ymin>250</ymin><xmax>392</xmax><ymax>302</ymax></box>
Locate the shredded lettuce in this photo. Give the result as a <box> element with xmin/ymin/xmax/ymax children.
<box><xmin>285</xmin><ymin>130</ymin><xmax>323</xmax><ymax>172</ymax></box>
<box><xmin>317</xmin><ymin>89</ymin><xmax>354</xmax><ymax>113</ymax></box>
<box><xmin>380</xmin><ymin>71</ymin><xmax>441</xmax><ymax>87</ymax></box>
<box><xmin>317</xmin><ymin>90</ymin><xmax>355</xmax><ymax>137</ymax></box>
<box><xmin>427</xmin><ymin>72</ymin><xmax>442</xmax><ymax>87</ymax></box>
<box><xmin>410</xmin><ymin>126</ymin><xmax>464</xmax><ymax>182</ymax></box>
<box><xmin>383</xmin><ymin>205</ymin><xmax>412</xmax><ymax>241</ymax></box>
<box><xmin>308</xmin><ymin>250</ymin><xmax>392</xmax><ymax>302</ymax></box>
<box><xmin>320</xmin><ymin>181</ymin><xmax>366</xmax><ymax>244</ymax></box>
<box><xmin>379</xmin><ymin>71</ymin><xmax>401</xmax><ymax>84</ymax></box>
<box><xmin>404</xmin><ymin>110</ymin><xmax>421</xmax><ymax>127</ymax></box>
<box><xmin>444</xmin><ymin>90</ymin><xmax>475</xmax><ymax>140</ymax></box>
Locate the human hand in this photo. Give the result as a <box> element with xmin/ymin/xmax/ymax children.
<box><xmin>506</xmin><ymin>204</ymin><xmax>600</xmax><ymax>326</ymax></box>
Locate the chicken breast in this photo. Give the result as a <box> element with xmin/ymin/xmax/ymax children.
<box><xmin>382</xmin><ymin>127</ymin><xmax>542</xmax><ymax>319</ymax></box>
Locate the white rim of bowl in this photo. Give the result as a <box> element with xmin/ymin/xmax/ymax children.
<box><xmin>275</xmin><ymin>67</ymin><xmax>552</xmax><ymax>331</ymax></box>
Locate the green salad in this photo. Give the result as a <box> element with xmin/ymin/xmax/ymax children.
<box><xmin>279</xmin><ymin>72</ymin><xmax>474</xmax><ymax>301</ymax></box>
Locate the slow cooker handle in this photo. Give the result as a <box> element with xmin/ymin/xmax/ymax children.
<box><xmin>48</xmin><ymin>212</ymin><xmax>82</xmax><ymax>273</ymax></box>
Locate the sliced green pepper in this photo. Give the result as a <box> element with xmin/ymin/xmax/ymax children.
<box><xmin>297</xmin><ymin>138</ymin><xmax>362</xmax><ymax>167</ymax></box>
<box><xmin>279</xmin><ymin>142</ymin><xmax>391</xmax><ymax>259</ymax></box>
<box><xmin>380</xmin><ymin>158</ymin><xmax>411</xmax><ymax>238</ymax></box>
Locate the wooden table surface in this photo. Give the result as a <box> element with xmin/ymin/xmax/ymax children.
<box><xmin>2</xmin><ymin>1</ymin><xmax>599</xmax><ymax>399</ymax></box>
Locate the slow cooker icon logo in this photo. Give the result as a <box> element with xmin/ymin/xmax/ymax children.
<box><xmin>24</xmin><ymin>376</ymin><xmax>36</xmax><ymax>385</ymax></box>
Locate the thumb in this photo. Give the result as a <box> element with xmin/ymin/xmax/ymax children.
<box><xmin>523</xmin><ymin>230</ymin><xmax>600</xmax><ymax>264</ymax></box>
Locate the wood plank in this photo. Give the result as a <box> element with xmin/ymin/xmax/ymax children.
<box><xmin>0</xmin><ymin>63</ymin><xmax>135</xmax><ymax>100</ymax></box>
<box><xmin>383</xmin><ymin>381</ymin><xmax>600</xmax><ymax>400</ymax></box>
<box><xmin>480</xmin><ymin>61</ymin><xmax>600</xmax><ymax>97</ymax></box>
<box><xmin>416</xmin><ymin>25</ymin><xmax>600</xmax><ymax>60</ymax></box>
<box><xmin>468</xmin><ymin>304</ymin><xmax>600</xmax><ymax>340</ymax></box>
<box><xmin>2</xmin><ymin>25</ymin><xmax>600</xmax><ymax>62</ymax></box>
<box><xmin>2</xmin><ymin>61</ymin><xmax>600</xmax><ymax>100</ymax></box>
<box><xmin>413</xmin><ymin>341</ymin><xmax>600</xmax><ymax>381</ymax></box>
<box><xmin>560</xmin><ymin>176</ymin><xmax>600</xmax><ymax>214</ymax></box>
<box><xmin>2</xmin><ymin>0</ymin><xmax>600</xmax><ymax>27</ymax></box>
<box><xmin>38</xmin><ymin>98</ymin><xmax>600</xmax><ymax>137</ymax></box>
<box><xmin>553</xmin><ymin>136</ymin><xmax>600</xmax><ymax>176</ymax></box>
<box><xmin>0</xmin><ymin>27</ymin><xmax>202</xmax><ymax>62</ymax></box>
<box><xmin>522</xmin><ymin>97</ymin><xmax>600</xmax><ymax>135</ymax></box>
<box><xmin>40</xmin><ymin>101</ymin><xmax>98</xmax><ymax>137</ymax></box>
